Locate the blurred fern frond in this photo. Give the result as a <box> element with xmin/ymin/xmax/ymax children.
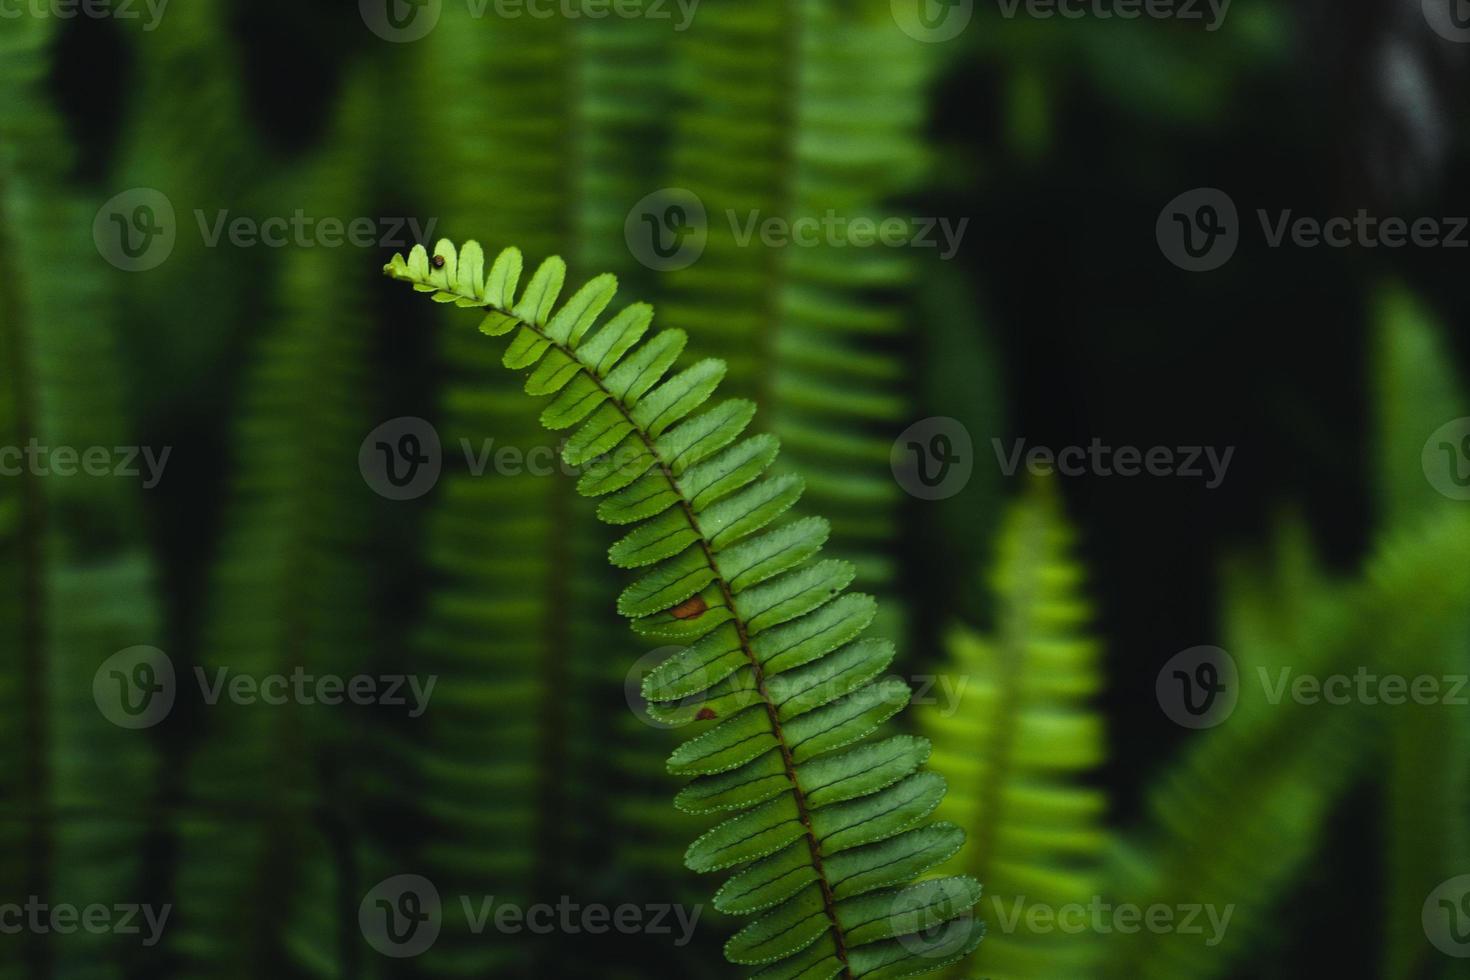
<box><xmin>1370</xmin><ymin>284</ymin><xmax>1470</xmax><ymax>980</ymax></box>
<box><xmin>385</xmin><ymin>240</ymin><xmax>986</xmax><ymax>979</ymax></box>
<box><xmin>169</xmin><ymin>68</ymin><xmax>386</xmax><ymax>980</ymax></box>
<box><xmin>922</xmin><ymin>478</ymin><xmax>1106</xmax><ymax>980</ymax></box>
<box><xmin>662</xmin><ymin>0</ymin><xmax>932</xmax><ymax>631</ymax></box>
<box><xmin>111</xmin><ymin>0</ymin><xmax>265</xmax><ymax>412</ymax></box>
<box><xmin>0</xmin><ymin>17</ymin><xmax>163</xmax><ymax>980</ymax></box>
<box><xmin>1103</xmin><ymin>507</ymin><xmax>1470</xmax><ymax>980</ymax></box>
<box><xmin>401</xmin><ymin>10</ymin><xmax>688</xmax><ymax>975</ymax></box>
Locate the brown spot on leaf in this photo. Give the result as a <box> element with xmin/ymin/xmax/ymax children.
<box><xmin>670</xmin><ymin>595</ymin><xmax>708</xmax><ymax>620</ymax></box>
<box><xmin>432</xmin><ymin>254</ymin><xmax>446</xmax><ymax>268</ymax></box>
<box><xmin>696</xmin><ymin>707</ymin><xmax>718</xmax><ymax>721</ymax></box>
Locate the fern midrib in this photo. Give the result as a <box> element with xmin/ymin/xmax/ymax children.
<box><xmin>0</xmin><ymin>168</ymin><xmax>52</xmax><ymax>980</ymax></box>
<box><xmin>531</xmin><ymin>16</ymin><xmax>581</xmax><ymax>897</ymax></box>
<box><xmin>220</xmin><ymin>315</ymin><xmax>336</xmax><ymax>969</ymax></box>
<box><xmin>688</xmin><ymin>500</ymin><xmax>852</xmax><ymax>973</ymax></box>
<box><xmin>472</xmin><ymin>293</ymin><xmax>856</xmax><ymax>974</ymax></box>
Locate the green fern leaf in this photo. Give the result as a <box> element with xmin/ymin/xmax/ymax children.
<box><xmin>385</xmin><ymin>239</ymin><xmax>983</xmax><ymax>977</ymax></box>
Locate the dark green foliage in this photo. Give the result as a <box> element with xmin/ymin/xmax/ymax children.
<box><xmin>168</xmin><ymin>70</ymin><xmax>386</xmax><ymax>979</ymax></box>
<box><xmin>397</xmin><ymin>8</ymin><xmax>694</xmax><ymax>973</ymax></box>
<box><xmin>0</xmin><ymin>17</ymin><xmax>162</xmax><ymax>980</ymax></box>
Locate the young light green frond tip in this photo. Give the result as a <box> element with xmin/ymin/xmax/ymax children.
<box><xmin>383</xmin><ymin>239</ymin><xmax>983</xmax><ymax>978</ymax></box>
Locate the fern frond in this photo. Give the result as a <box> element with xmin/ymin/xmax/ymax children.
<box><xmin>922</xmin><ymin>479</ymin><xmax>1105</xmax><ymax>979</ymax></box>
<box><xmin>385</xmin><ymin>240</ymin><xmax>983</xmax><ymax>978</ymax></box>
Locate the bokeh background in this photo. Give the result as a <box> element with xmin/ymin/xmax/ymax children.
<box><xmin>3</xmin><ymin>0</ymin><xmax>1469</xmax><ymax>977</ymax></box>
